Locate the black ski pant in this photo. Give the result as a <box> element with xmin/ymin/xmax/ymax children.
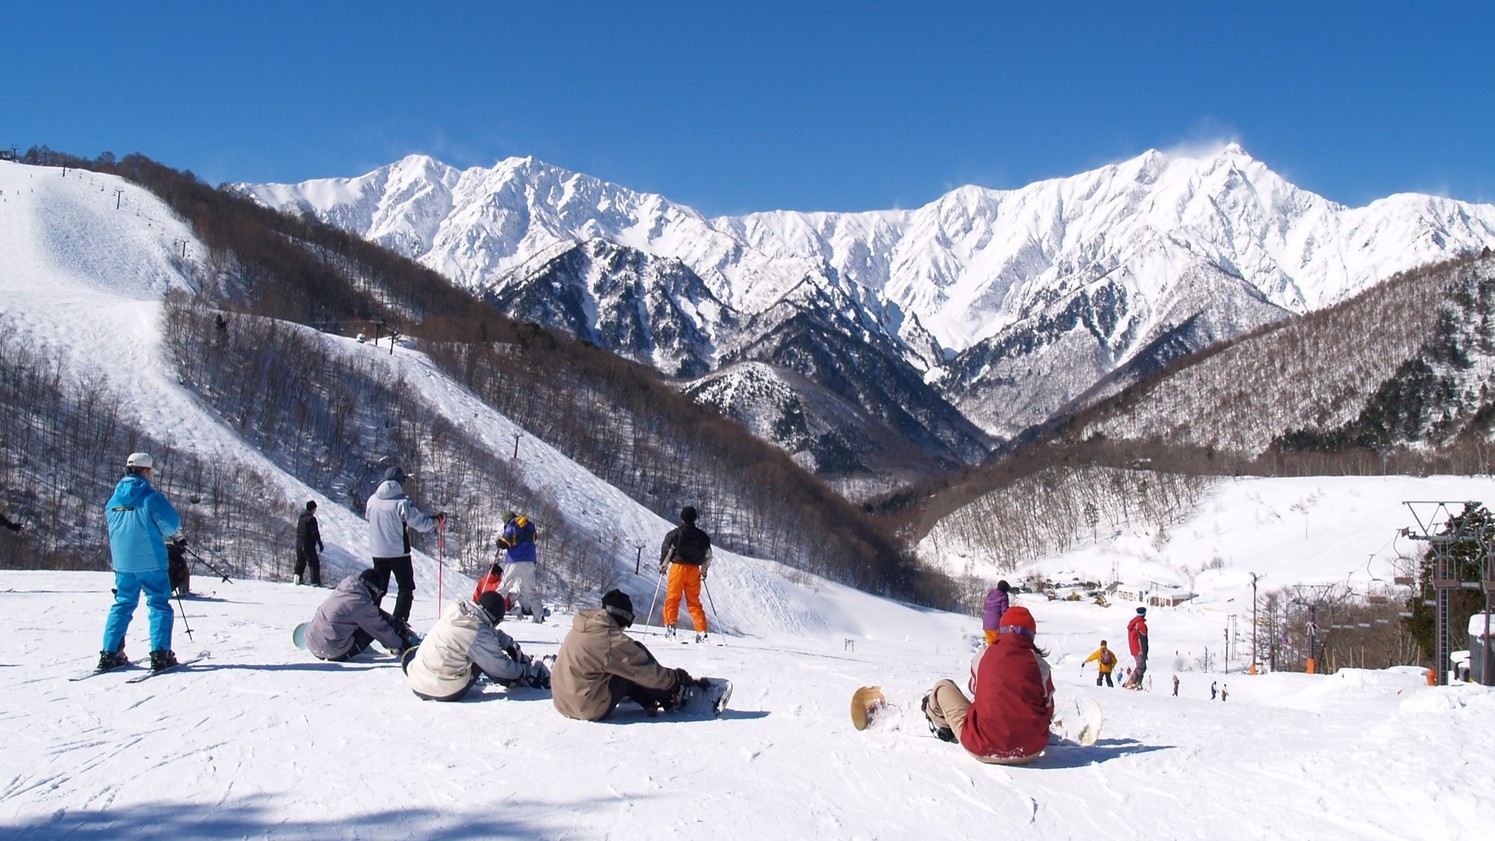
<box><xmin>295</xmin><ymin>544</ymin><xmax>322</xmax><ymax>585</ymax></box>
<box><xmin>372</xmin><ymin>555</ymin><xmax>416</xmax><ymax>624</ymax></box>
<box><xmin>604</xmin><ymin>675</ymin><xmax>679</xmax><ymax>718</ymax></box>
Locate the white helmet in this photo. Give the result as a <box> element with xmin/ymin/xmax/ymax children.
<box><xmin>126</xmin><ymin>452</ymin><xmax>154</xmax><ymax>470</ymax></box>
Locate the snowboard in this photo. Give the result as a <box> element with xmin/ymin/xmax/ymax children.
<box><xmin>851</xmin><ymin>685</ymin><xmax>888</xmax><ymax>731</ymax></box>
<box><xmin>1050</xmin><ymin>695</ymin><xmax>1104</xmax><ymax>746</ymax></box>
<box><xmin>678</xmin><ymin>677</ymin><xmax>732</xmax><ymax>717</ymax></box>
<box><xmin>292</xmin><ymin>621</ymin><xmax>310</xmax><ymax>650</ymax></box>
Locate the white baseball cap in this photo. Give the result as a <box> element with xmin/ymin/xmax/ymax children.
<box><xmin>126</xmin><ymin>452</ymin><xmax>154</xmax><ymax>470</ymax></box>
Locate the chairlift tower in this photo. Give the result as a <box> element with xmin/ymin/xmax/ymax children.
<box><xmin>1403</xmin><ymin>501</ymin><xmax>1495</xmax><ymax>686</ymax></box>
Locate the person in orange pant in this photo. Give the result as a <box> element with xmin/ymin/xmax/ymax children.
<box><xmin>659</xmin><ymin>506</ymin><xmax>712</xmax><ymax>642</ymax></box>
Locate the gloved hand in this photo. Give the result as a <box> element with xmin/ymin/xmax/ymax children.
<box><xmin>701</xmin><ymin>566</ymin><xmax>708</xmax><ymax>582</ymax></box>
<box><xmin>523</xmin><ymin>658</ymin><xmax>551</xmax><ymax>689</ymax></box>
<box><xmin>659</xmin><ymin>561</ymin><xmax>669</xmax><ymax>575</ymax></box>
<box><xmin>505</xmin><ymin>643</ymin><xmax>525</xmax><ymax>662</ymax></box>
<box><xmin>672</xmin><ymin>667</ymin><xmax>694</xmax><ymax>688</ymax></box>
<box><xmin>172</xmin><ymin>535</ymin><xmax>187</xmax><ymax>548</ymax></box>
<box><xmin>435</xmin><ymin>512</ymin><xmax>447</xmax><ymax>525</ymax></box>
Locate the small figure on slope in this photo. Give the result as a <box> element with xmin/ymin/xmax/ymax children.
<box><xmin>551</xmin><ymin>589</ymin><xmax>709</xmax><ymax>721</ymax></box>
<box><xmin>404</xmin><ymin>591</ymin><xmax>550</xmax><ymax>701</ymax></box>
<box><xmin>1123</xmin><ymin>607</ymin><xmax>1149</xmax><ymax>689</ymax></box>
<box><xmin>496</xmin><ymin>510</ymin><xmax>543</xmax><ymax>623</ymax></box>
<box><xmin>1081</xmin><ymin>639</ymin><xmax>1118</xmax><ymax>688</ymax></box>
<box><xmin>921</xmin><ymin>606</ymin><xmax>1055</xmax><ymax>766</ymax></box>
<box><xmin>659</xmin><ymin>506</ymin><xmax>712</xmax><ymax>642</ymax></box>
<box><xmin>99</xmin><ymin>452</ymin><xmax>185</xmax><ymax>673</ymax></box>
<box><xmin>304</xmin><ymin>569</ymin><xmax>420</xmax><ymax>662</ymax></box>
<box><xmin>1211</xmin><ymin>680</ymin><xmax>1218</xmax><ymax>700</ymax></box>
<box><xmin>294</xmin><ymin>500</ymin><xmax>324</xmax><ymax>587</ymax></box>
<box><xmin>982</xmin><ymin>580</ymin><xmax>1011</xmax><ymax>646</ymax></box>
<box><xmin>365</xmin><ymin>466</ymin><xmax>444</xmax><ymax>625</ymax></box>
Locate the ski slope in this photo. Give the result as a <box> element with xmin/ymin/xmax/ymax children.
<box><xmin>3</xmin><ymin>568</ymin><xmax>1493</xmax><ymax>840</ymax></box>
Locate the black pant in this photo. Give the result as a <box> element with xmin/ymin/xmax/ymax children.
<box><xmin>1097</xmin><ymin>672</ymin><xmax>1113</xmax><ymax>687</ymax></box>
<box><xmin>295</xmin><ymin>544</ymin><xmax>322</xmax><ymax>585</ymax></box>
<box><xmin>326</xmin><ymin>629</ymin><xmax>375</xmax><ymax>662</ymax></box>
<box><xmin>372</xmin><ymin>555</ymin><xmax>416</xmax><ymax>623</ymax></box>
<box><xmin>604</xmin><ymin>674</ymin><xmax>679</xmax><ymax>718</ymax></box>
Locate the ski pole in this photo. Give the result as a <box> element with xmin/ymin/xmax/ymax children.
<box><xmin>436</xmin><ymin>516</ymin><xmax>446</xmax><ymax>618</ymax></box>
<box><xmin>183</xmin><ymin>545</ymin><xmax>233</xmax><ymax>583</ymax></box>
<box><xmin>174</xmin><ymin>589</ymin><xmax>195</xmax><ymax>642</ymax></box>
<box><xmin>645</xmin><ymin>562</ymin><xmax>665</xmax><ymax>635</ymax></box>
<box><xmin>703</xmin><ymin>577</ymin><xmax>727</xmax><ymax>645</ymax></box>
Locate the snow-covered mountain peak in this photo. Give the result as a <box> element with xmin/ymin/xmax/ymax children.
<box><xmin>241</xmin><ymin>146</ymin><xmax>1495</xmax><ymax>443</ymax></box>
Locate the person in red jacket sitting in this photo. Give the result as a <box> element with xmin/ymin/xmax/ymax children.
<box><xmin>921</xmin><ymin>605</ymin><xmax>1055</xmax><ymax>765</ymax></box>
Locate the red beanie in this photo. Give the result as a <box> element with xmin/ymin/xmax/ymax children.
<box><xmin>999</xmin><ymin>605</ymin><xmax>1037</xmax><ymax>637</ymax></box>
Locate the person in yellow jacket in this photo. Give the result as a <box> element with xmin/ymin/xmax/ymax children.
<box><xmin>1081</xmin><ymin>639</ymin><xmax>1118</xmax><ymax>688</ymax></box>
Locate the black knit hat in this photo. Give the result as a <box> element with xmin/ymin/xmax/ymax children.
<box><xmin>358</xmin><ymin>568</ymin><xmax>387</xmax><ymax>600</ymax></box>
<box><xmin>476</xmin><ymin>590</ymin><xmax>507</xmax><ymax>624</ymax></box>
<box><xmin>601</xmin><ymin>589</ymin><xmax>635</xmax><ymax>628</ymax></box>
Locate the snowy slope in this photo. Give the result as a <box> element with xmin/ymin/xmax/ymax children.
<box><xmin>4</xmin><ymin>557</ymin><xmax>1493</xmax><ymax>839</ymax></box>
<box><xmin>3</xmin><ymin>159</ymin><xmax>1495</xmax><ymax>839</ymax></box>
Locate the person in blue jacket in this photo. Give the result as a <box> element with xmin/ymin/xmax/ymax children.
<box><xmin>497</xmin><ymin>510</ymin><xmax>543</xmax><ymax>623</ymax></box>
<box><xmin>98</xmin><ymin>452</ymin><xmax>184</xmax><ymax>672</ymax></box>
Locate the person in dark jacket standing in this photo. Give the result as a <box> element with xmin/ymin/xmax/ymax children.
<box><xmin>1124</xmin><ymin>607</ymin><xmax>1150</xmax><ymax>689</ymax></box>
<box><xmin>659</xmin><ymin>506</ymin><xmax>712</xmax><ymax>642</ymax></box>
<box><xmin>294</xmin><ymin>500</ymin><xmax>324</xmax><ymax>586</ymax></box>
<box><xmin>98</xmin><ymin>453</ymin><xmax>184</xmax><ymax>672</ymax></box>
<box><xmin>365</xmin><ymin>466</ymin><xmax>443</xmax><ymax>625</ymax></box>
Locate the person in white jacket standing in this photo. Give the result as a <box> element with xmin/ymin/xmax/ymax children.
<box><xmin>365</xmin><ymin>466</ymin><xmax>444</xmax><ymax>624</ymax></box>
<box><xmin>404</xmin><ymin>591</ymin><xmax>549</xmax><ymax>701</ymax></box>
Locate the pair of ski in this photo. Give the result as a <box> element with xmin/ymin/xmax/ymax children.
<box><xmin>69</xmin><ymin>651</ymin><xmax>210</xmax><ymax>683</ymax></box>
<box><xmin>850</xmin><ymin>685</ymin><xmax>1102</xmax><ymax>747</ymax></box>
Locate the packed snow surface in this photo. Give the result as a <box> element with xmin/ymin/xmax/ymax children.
<box><xmin>4</xmin><ymin>569</ymin><xmax>1494</xmax><ymax>840</ymax></box>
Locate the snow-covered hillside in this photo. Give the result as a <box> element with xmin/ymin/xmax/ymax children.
<box><xmin>4</xmin><ymin>159</ymin><xmax>1495</xmax><ymax>839</ymax></box>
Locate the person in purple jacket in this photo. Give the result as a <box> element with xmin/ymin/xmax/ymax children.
<box><xmin>983</xmin><ymin>580</ymin><xmax>1011</xmax><ymax>646</ymax></box>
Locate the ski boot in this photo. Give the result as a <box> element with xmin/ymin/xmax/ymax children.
<box><xmin>921</xmin><ymin>692</ymin><xmax>957</xmax><ymax>743</ymax></box>
<box><xmin>149</xmin><ymin>649</ymin><xmax>180</xmax><ymax>672</ymax></box>
<box><xmin>97</xmin><ymin>650</ymin><xmax>129</xmax><ymax>672</ymax></box>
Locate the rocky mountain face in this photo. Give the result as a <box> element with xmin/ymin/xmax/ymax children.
<box><xmin>239</xmin><ymin>145</ymin><xmax>1495</xmax><ymax>490</ymax></box>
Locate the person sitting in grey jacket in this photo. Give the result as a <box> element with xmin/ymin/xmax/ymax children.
<box><xmin>404</xmin><ymin>591</ymin><xmax>550</xmax><ymax>701</ymax></box>
<box><xmin>305</xmin><ymin>569</ymin><xmax>419</xmax><ymax>662</ymax></box>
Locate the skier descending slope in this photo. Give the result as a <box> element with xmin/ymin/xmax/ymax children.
<box><xmin>921</xmin><ymin>606</ymin><xmax>1055</xmax><ymax>765</ymax></box>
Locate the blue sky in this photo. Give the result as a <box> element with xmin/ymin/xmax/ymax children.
<box><xmin>5</xmin><ymin>2</ymin><xmax>1493</xmax><ymax>216</ymax></box>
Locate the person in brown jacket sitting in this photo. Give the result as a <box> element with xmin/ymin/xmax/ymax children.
<box><xmin>551</xmin><ymin>589</ymin><xmax>698</xmax><ymax>721</ymax></box>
